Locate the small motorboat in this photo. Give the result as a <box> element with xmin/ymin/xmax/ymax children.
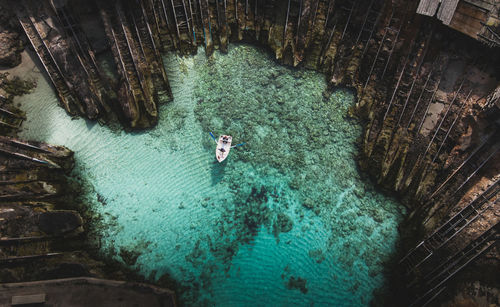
<box><xmin>209</xmin><ymin>132</ymin><xmax>245</xmax><ymax>163</ymax></box>
<box><xmin>216</xmin><ymin>135</ymin><xmax>232</xmax><ymax>162</ymax></box>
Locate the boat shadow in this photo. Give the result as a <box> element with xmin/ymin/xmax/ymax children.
<box><xmin>211</xmin><ymin>159</ymin><xmax>227</xmax><ymax>185</ymax></box>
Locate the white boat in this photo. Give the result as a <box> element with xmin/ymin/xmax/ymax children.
<box><xmin>216</xmin><ymin>135</ymin><xmax>232</xmax><ymax>162</ymax></box>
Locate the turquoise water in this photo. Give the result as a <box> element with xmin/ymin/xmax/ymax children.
<box><xmin>17</xmin><ymin>45</ymin><xmax>404</xmax><ymax>306</ymax></box>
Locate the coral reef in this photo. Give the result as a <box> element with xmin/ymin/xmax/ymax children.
<box><xmin>286</xmin><ymin>276</ymin><xmax>309</xmax><ymax>294</ymax></box>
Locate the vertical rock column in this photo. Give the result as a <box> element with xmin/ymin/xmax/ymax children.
<box><xmin>16</xmin><ymin>0</ymin><xmax>113</xmax><ymax>121</ymax></box>
<box><xmin>98</xmin><ymin>0</ymin><xmax>165</xmax><ymax>129</ymax></box>
<box><xmin>126</xmin><ymin>0</ymin><xmax>173</xmax><ymax>101</ymax></box>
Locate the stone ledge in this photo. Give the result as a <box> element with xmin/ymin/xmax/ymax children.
<box><xmin>0</xmin><ymin>277</ymin><xmax>176</xmax><ymax>307</ymax></box>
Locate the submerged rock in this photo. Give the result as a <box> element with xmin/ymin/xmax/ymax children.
<box><xmin>238</xmin><ymin>186</ymin><xmax>271</xmax><ymax>235</ymax></box>
<box><xmin>286</xmin><ymin>276</ymin><xmax>308</xmax><ymax>294</ymax></box>
<box><xmin>308</xmin><ymin>249</ymin><xmax>325</xmax><ymax>264</ymax></box>
<box><xmin>273</xmin><ymin>212</ymin><xmax>293</xmax><ymax>238</ymax></box>
<box><xmin>119</xmin><ymin>247</ymin><xmax>141</xmax><ymax>266</ymax></box>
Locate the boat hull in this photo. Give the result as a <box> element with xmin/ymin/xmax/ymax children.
<box><xmin>216</xmin><ymin>135</ymin><xmax>232</xmax><ymax>162</ymax></box>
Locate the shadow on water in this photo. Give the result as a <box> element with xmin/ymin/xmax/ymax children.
<box><xmin>211</xmin><ymin>159</ymin><xmax>227</xmax><ymax>185</ymax></box>
<box><xmin>85</xmin><ymin>118</ymin><xmax>96</xmax><ymax>130</ymax></box>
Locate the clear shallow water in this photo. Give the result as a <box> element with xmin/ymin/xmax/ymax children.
<box><xmin>17</xmin><ymin>45</ymin><xmax>404</xmax><ymax>306</ymax></box>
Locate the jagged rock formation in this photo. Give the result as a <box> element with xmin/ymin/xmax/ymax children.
<box><xmin>0</xmin><ymin>74</ymin><xmax>29</xmax><ymax>135</ymax></box>
<box><xmin>15</xmin><ymin>0</ymin><xmax>114</xmax><ymax>121</ymax></box>
<box><xmin>0</xmin><ymin>2</ymin><xmax>24</xmax><ymax>67</ymax></box>
<box><xmin>12</xmin><ymin>0</ymin><xmax>173</xmax><ymax>129</ymax></box>
<box><xmin>0</xmin><ymin>134</ymin><xmax>85</xmax><ymax>275</ymax></box>
<box><xmin>96</xmin><ymin>0</ymin><xmax>172</xmax><ymax>128</ymax></box>
<box><xmin>0</xmin><ymin>0</ymin><xmax>499</xmax><ymax>305</ymax></box>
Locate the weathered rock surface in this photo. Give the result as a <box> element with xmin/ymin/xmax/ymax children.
<box><xmin>0</xmin><ymin>277</ymin><xmax>176</xmax><ymax>307</ymax></box>
<box><xmin>0</xmin><ymin>31</ymin><xmax>23</xmax><ymax>67</ymax></box>
<box><xmin>38</xmin><ymin>211</ymin><xmax>83</xmax><ymax>235</ymax></box>
<box><xmin>0</xmin><ymin>1</ymin><xmax>24</xmax><ymax>67</ymax></box>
